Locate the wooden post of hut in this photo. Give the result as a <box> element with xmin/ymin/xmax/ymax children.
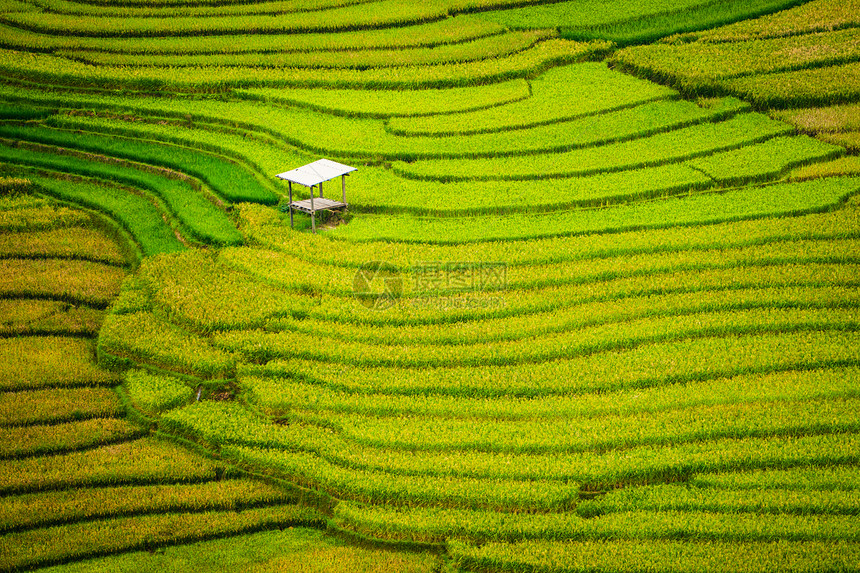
<box><xmin>276</xmin><ymin>159</ymin><xmax>357</xmax><ymax>234</ymax></box>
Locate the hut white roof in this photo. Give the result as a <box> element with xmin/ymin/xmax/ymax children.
<box><xmin>276</xmin><ymin>158</ymin><xmax>356</xmax><ymax>188</ymax></box>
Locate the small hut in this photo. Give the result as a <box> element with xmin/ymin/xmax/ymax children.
<box><xmin>276</xmin><ymin>159</ymin><xmax>357</xmax><ymax>233</ymax></box>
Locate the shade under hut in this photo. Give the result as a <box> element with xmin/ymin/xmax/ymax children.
<box><xmin>276</xmin><ymin>159</ymin><xmax>357</xmax><ymax>233</ymax></box>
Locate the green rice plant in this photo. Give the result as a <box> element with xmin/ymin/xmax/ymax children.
<box><xmin>59</xmin><ymin>29</ymin><xmax>554</xmax><ymax>69</ymax></box>
<box><xmin>0</xmin><ymin>40</ymin><xmax>606</xmax><ymax>95</ymax></box>
<box><xmin>32</xmin><ymin>175</ymin><xmax>185</xmax><ymax>257</ymax></box>
<box><xmin>0</xmin><ymin>102</ymin><xmax>51</xmax><ymax>120</ymax></box>
<box><xmin>34</xmin><ymin>526</ymin><xmax>440</xmax><ymax>572</ymax></box>
<box><xmin>393</xmin><ymin>113</ymin><xmax>792</xmax><ymax>182</ymax></box>
<box><xmin>0</xmin><ymin>437</ymin><xmax>221</xmax><ymax>495</ymax></box>
<box><xmin>723</xmin><ymin>61</ymin><xmax>860</xmax><ymax>108</ymax></box>
<box><xmin>160</xmin><ymin>401</ymin><xmax>291</xmax><ymax>450</ymax></box>
<box><xmin>686</xmin><ymin>135</ymin><xmax>845</xmax><ymax>185</ymax></box>
<box><xmin>578</xmin><ymin>483</ymin><xmax>860</xmax><ymax>518</ymax></box>
<box><xmin>213</xmin><ymin>425</ymin><xmax>860</xmax><ymax>490</ymax></box>
<box><xmin>0</xmin><ymin>13</ymin><xmax>502</xmax><ymax>54</ymax></box>
<box><xmin>387</xmin><ymin>62</ymin><xmax>675</xmax><ymax>136</ymax></box>
<box><xmin>161</xmin><ymin>396</ymin><xmax>860</xmax><ymax>483</ymax></box>
<box><xmin>0</xmin><ymin>386</ymin><xmax>122</xmax><ymax>426</ymax></box>
<box><xmin>260</xmin><ymin>278</ymin><xmax>860</xmax><ymax>344</ymax></box>
<box><xmin>0</xmin><ymin>336</ymin><xmax>118</xmax><ymax>392</ymax></box>
<box><xmin>0</xmin><ymin>193</ymin><xmax>90</xmax><ymax>232</ymax></box>
<box><xmin>243</xmin><ymin>367</ymin><xmax>860</xmax><ymax>421</ymax></box>
<box><xmin>98</xmin><ymin>311</ymin><xmax>235</xmax><ymax>378</ymax></box>
<box><xmin>296</xmin><ymin>396</ymin><xmax>860</xmax><ymax>454</ymax></box>
<box><xmin>0</xmin><ymin>1</ymin><xmax>448</xmax><ymax>37</ymax></box>
<box><xmin>260</xmin><ymin>260</ymin><xmax>860</xmax><ymax>329</ymax></box>
<box><xmin>109</xmin><ymin>274</ymin><xmax>152</xmax><ymax>315</ymax></box>
<box><xmin>432</xmin><ymin>97</ymin><xmax>750</xmax><ymax>158</ymax></box>
<box><xmin>35</xmin><ymin>0</ymin><xmax>390</xmax><ymax>17</ymax></box>
<box><xmin>335</xmin><ymin>501</ymin><xmax>589</xmax><ymax>544</ymax></box>
<box><xmin>561</xmin><ymin>0</ymin><xmax>807</xmax><ymax>46</ymax></box>
<box><xmin>691</xmin><ymin>466</ymin><xmax>860</xmax><ymax>491</ymax></box>
<box><xmin>691</xmin><ymin>0</ymin><xmax>860</xmax><ymax>42</ymax></box>
<box><xmin>214</xmin><ymin>306</ymin><xmax>859</xmax><ymax>368</ymax></box>
<box><xmin>352</xmin><ymin>161</ymin><xmax>712</xmax><ymax>215</ymax></box>
<box><xmin>0</xmin><ymin>504</ymin><xmax>322</xmax><ymax>572</ymax></box>
<box><xmin>224</xmin><ymin>234</ymin><xmax>860</xmax><ymax>328</ymax></box>
<box><xmin>260</xmin><ymin>330</ymin><xmax>860</xmax><ymax>398</ymax></box>
<box><xmin>449</xmin><ymin>538</ymin><xmax>860</xmax><ymax>572</ymax></box>
<box><xmin>44</xmin><ymin>113</ymin><xmax>309</xmax><ymax>182</ymax></box>
<box><xmin>0</xmin><ymin>141</ymin><xmax>243</xmax><ymax>246</ymax></box>
<box><xmin>224</xmin><ymin>445</ymin><xmax>580</xmax><ymax>511</ymax></box>
<box><xmin>338</xmin><ymin>496</ymin><xmax>860</xmax><ymax>544</ymax></box>
<box><xmin>331</xmin><ymin>177</ymin><xmax>860</xmax><ymax>242</ymax></box>
<box><xmin>615</xmin><ymin>27</ymin><xmax>860</xmax><ymax>83</ymax></box>
<box><xmin>0</xmin><ymin>67</ymin><xmax>660</xmax><ymax>164</ymax></box>
<box><xmin>0</xmin><ymin>226</ymin><xmax>126</xmax><ymax>264</ymax></box>
<box><xmin>312</xmin><ymin>97</ymin><xmax>748</xmax><ymax>164</ymax></box>
<box><xmin>0</xmin><ymin>479</ymin><xmax>295</xmax><ymax>533</ymax></box>
<box><xmin>0</xmin><ymin>298</ymin><xmax>104</xmax><ymax>337</ymax></box>
<box><xmin>584</xmin><ymin>509</ymin><xmax>860</xmax><ymax>542</ymax></box>
<box><xmin>124</xmin><ymin>369</ymin><xmax>193</xmax><ymax>414</ymax></box>
<box><xmin>236</xmin><ymin>80</ymin><xmax>530</xmax><ymax>119</ymax></box>
<box><xmin>0</xmin><ymin>123</ymin><xmax>276</xmax><ymax>205</ymax></box>
<box><xmin>476</xmin><ymin>0</ymin><xmax>713</xmax><ymax>30</ymax></box>
<box><xmin>164</xmin><ymin>400</ymin><xmax>600</xmax><ymax>483</ymax></box>
<box><xmin>0</xmin><ymin>258</ymin><xmax>126</xmax><ymax>307</ymax></box>
<box><xmin>238</xmin><ymin>197</ymin><xmax>860</xmax><ymax>270</ymax></box>
<box><xmin>42</xmin><ymin>527</ymin><xmax>437</xmax><ymax>573</ymax></box>
<box><xmin>0</xmin><ymin>417</ymin><xmax>144</xmax><ymax>458</ymax></box>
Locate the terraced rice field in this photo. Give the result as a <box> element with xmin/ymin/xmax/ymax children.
<box><xmin>1</xmin><ymin>0</ymin><xmax>858</xmax><ymax>571</ymax></box>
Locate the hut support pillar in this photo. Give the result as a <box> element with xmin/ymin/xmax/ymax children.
<box><xmin>310</xmin><ymin>184</ymin><xmax>316</xmax><ymax>234</ymax></box>
<box><xmin>288</xmin><ymin>181</ymin><xmax>294</xmax><ymax>228</ymax></box>
<box><xmin>341</xmin><ymin>175</ymin><xmax>346</xmax><ymax>204</ymax></box>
